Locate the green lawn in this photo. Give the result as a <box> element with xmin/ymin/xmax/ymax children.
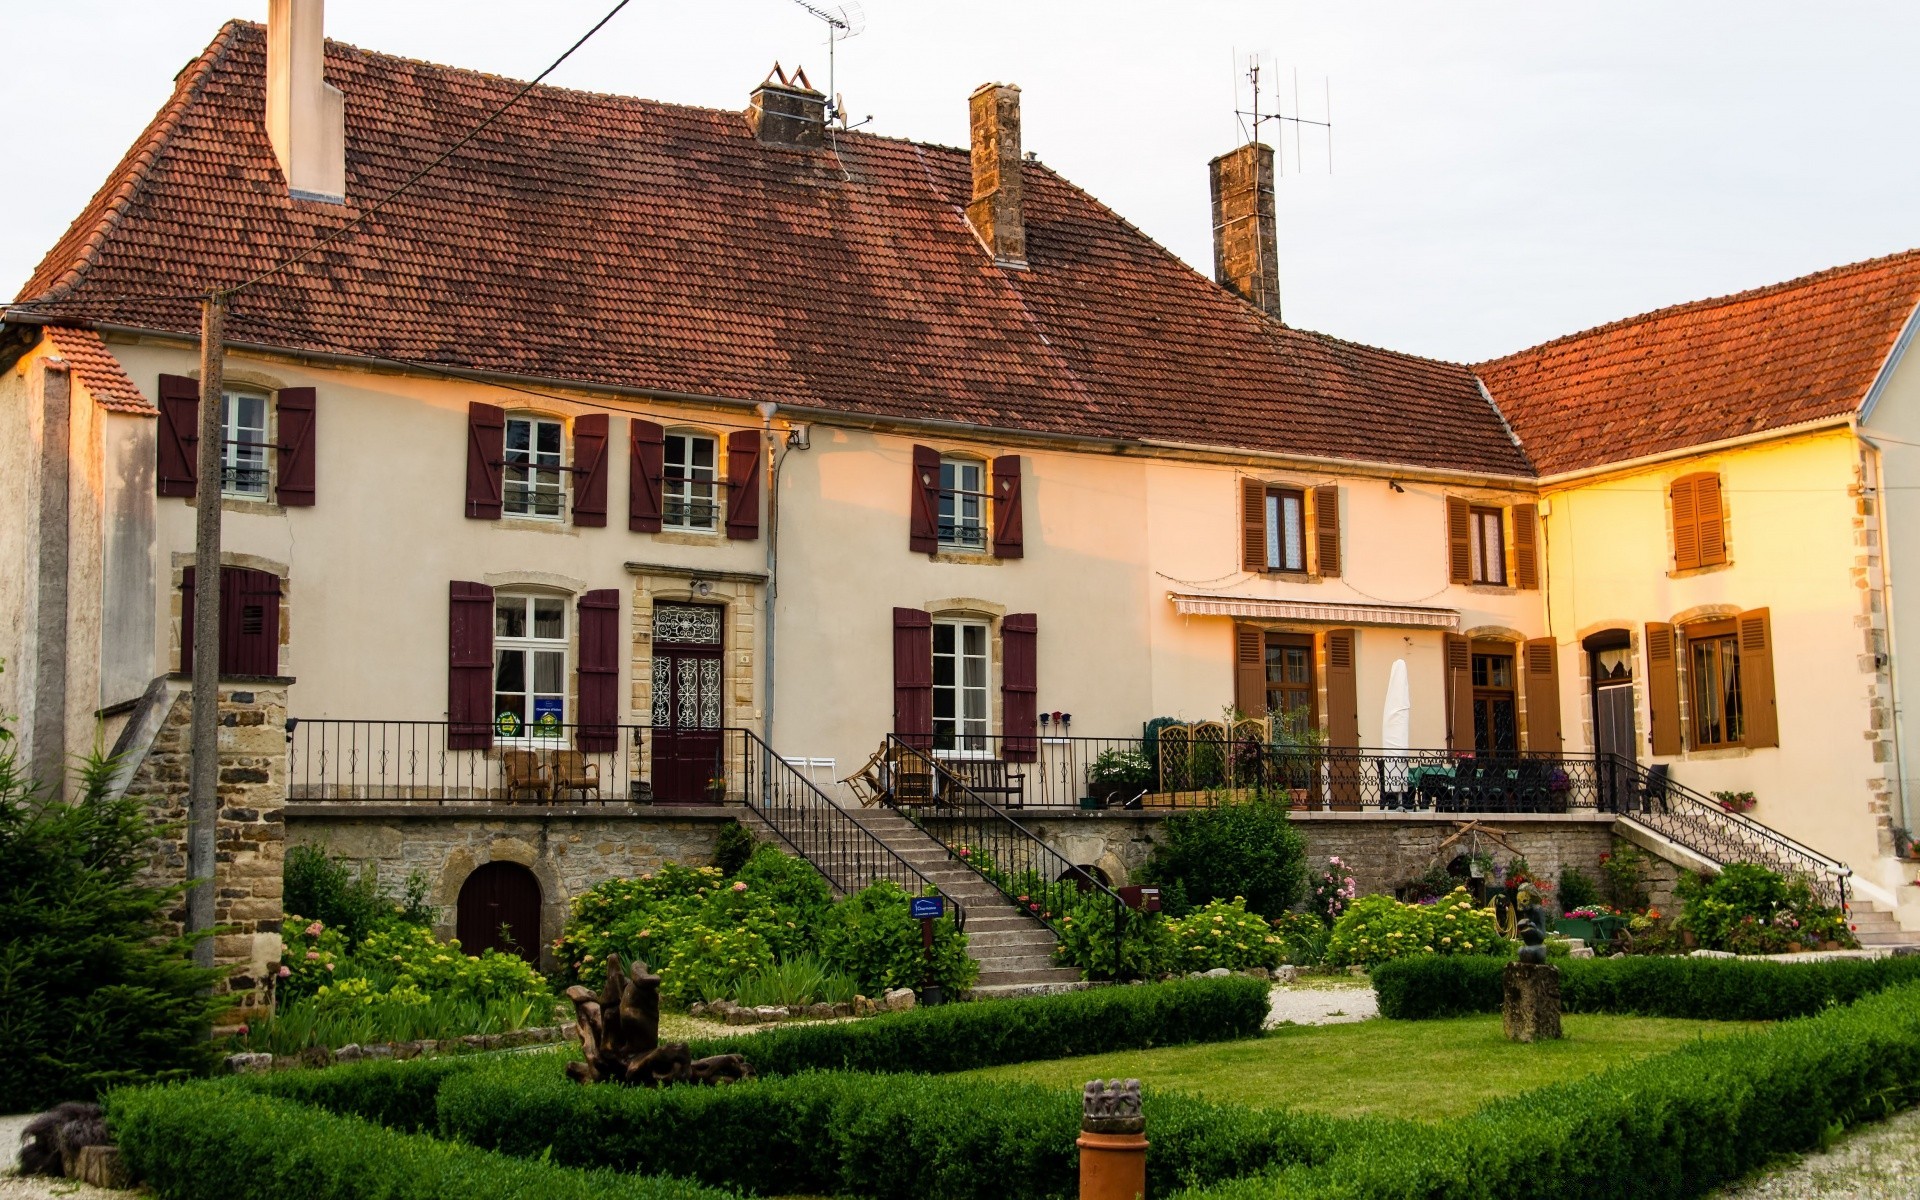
<box><xmin>959</xmin><ymin>1014</ymin><xmax>1765</xmax><ymax>1120</ymax></box>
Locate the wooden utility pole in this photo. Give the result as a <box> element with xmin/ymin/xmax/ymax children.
<box><xmin>187</xmin><ymin>291</ymin><xmax>226</xmax><ymax>968</ymax></box>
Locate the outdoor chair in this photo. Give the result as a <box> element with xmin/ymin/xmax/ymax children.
<box><xmin>946</xmin><ymin>758</ymin><xmax>1027</xmax><ymax>807</ymax></box>
<box><xmin>886</xmin><ymin>743</ymin><xmax>941</xmax><ymax>808</ymax></box>
<box><xmin>1511</xmin><ymin>758</ymin><xmax>1554</xmax><ymax>812</ymax></box>
<box><xmin>1641</xmin><ymin>763</ymin><xmax>1672</xmax><ymax>814</ymax></box>
<box><xmin>549</xmin><ymin>751</ymin><xmax>601</xmax><ymax>804</ymax></box>
<box><xmin>501</xmin><ymin>749</ymin><xmax>548</xmax><ymax>803</ymax></box>
<box><xmin>839</xmin><ymin>746</ymin><xmax>889</xmax><ymax>807</ymax></box>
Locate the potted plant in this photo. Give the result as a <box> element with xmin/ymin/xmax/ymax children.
<box><xmin>1712</xmin><ymin>790</ymin><xmax>1757</xmax><ymax>815</ymax></box>
<box><xmin>1085</xmin><ymin>748</ymin><xmax>1154</xmax><ymax>808</ymax></box>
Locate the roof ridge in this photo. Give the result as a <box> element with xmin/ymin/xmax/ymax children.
<box><xmin>1477</xmin><ymin>246</ymin><xmax>1920</xmax><ymax>369</ymax></box>
<box><xmin>16</xmin><ymin>20</ymin><xmax>245</xmax><ymax>306</ymax></box>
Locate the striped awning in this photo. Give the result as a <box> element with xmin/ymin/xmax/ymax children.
<box><xmin>1167</xmin><ymin>592</ymin><xmax>1460</xmax><ymax>630</ymax></box>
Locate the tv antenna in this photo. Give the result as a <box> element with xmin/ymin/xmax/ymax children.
<box><xmin>1234</xmin><ymin>54</ymin><xmax>1332</xmax><ymax>175</ymax></box>
<box><xmin>787</xmin><ymin>0</ymin><xmax>870</xmax><ymax>129</ymax></box>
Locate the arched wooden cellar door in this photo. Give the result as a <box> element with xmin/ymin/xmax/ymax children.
<box><xmin>456</xmin><ymin>861</ymin><xmax>542</xmax><ymax>963</ymax></box>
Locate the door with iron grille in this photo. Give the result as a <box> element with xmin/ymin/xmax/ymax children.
<box><xmin>649</xmin><ymin>603</ymin><xmax>725</xmax><ymax>803</ymax></box>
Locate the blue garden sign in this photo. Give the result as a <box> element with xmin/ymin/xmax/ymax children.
<box><xmin>909</xmin><ymin>896</ymin><xmax>945</xmax><ymax>920</ymax></box>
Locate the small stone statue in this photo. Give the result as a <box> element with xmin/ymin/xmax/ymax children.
<box><xmin>1081</xmin><ymin>1079</ymin><xmax>1144</xmax><ymax>1135</ymax></box>
<box><xmin>1514</xmin><ymin>884</ymin><xmax>1549</xmax><ymax>965</ymax></box>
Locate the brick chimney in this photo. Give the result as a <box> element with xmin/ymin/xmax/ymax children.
<box><xmin>266</xmin><ymin>0</ymin><xmax>346</xmax><ymax>202</ymax></box>
<box><xmin>1209</xmin><ymin>142</ymin><xmax>1280</xmax><ymax>319</ymax></box>
<box><xmin>748</xmin><ymin>64</ymin><xmax>826</xmax><ymax>147</ymax></box>
<box><xmin>966</xmin><ymin>83</ymin><xmax>1026</xmax><ymax>268</ymax></box>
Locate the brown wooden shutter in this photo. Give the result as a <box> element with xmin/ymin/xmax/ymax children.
<box><xmin>1697</xmin><ymin>473</ymin><xmax>1727</xmax><ymax>567</ymax></box>
<box><xmin>157</xmin><ymin>374</ymin><xmax>199</xmax><ymax>498</ymax></box>
<box><xmin>1313</xmin><ymin>485</ymin><xmax>1341</xmax><ymax>578</ymax></box>
<box><xmin>1512</xmin><ymin>503</ymin><xmax>1539</xmax><ymax>590</ymax></box>
<box><xmin>1738</xmin><ymin>607</ymin><xmax>1778</xmax><ymax>748</ymax></box>
<box><xmin>570</xmin><ymin>413</ymin><xmax>609</xmax><ymax>527</ymax></box>
<box><xmin>629</xmin><ymin>419</ymin><xmax>664</xmax><ymax>533</ymax></box>
<box><xmin>726</xmin><ymin>428</ymin><xmax>762</xmax><ymax>541</ymax></box>
<box><xmin>892</xmin><ymin>608</ymin><xmax>934</xmax><ymax>746</ymax></box>
<box><xmin>1446</xmin><ymin>497</ymin><xmax>1472</xmax><ymax>584</ymax></box>
<box><xmin>1524</xmin><ymin>637</ymin><xmax>1561</xmax><ymax>752</ymax></box>
<box><xmin>182</xmin><ymin>567</ymin><xmax>279</xmax><ymax>676</ymax></box>
<box><xmin>275</xmin><ymin>387</ymin><xmax>317</xmax><ymax>507</ymax></box>
<box><xmin>449</xmin><ymin>581</ymin><xmax>496</xmax><ymax>750</ymax></box>
<box><xmin>1002</xmin><ymin>613</ymin><xmax>1038</xmax><ymax>762</ymax></box>
<box><xmin>1242</xmin><ymin>479</ymin><xmax>1267</xmax><ymax>572</ymax></box>
<box><xmin>1445</xmin><ymin>632</ymin><xmax>1473</xmax><ymax>753</ymax></box>
<box><xmin>178</xmin><ymin>568</ymin><xmax>195</xmax><ymax>673</ymax></box>
<box><xmin>1234</xmin><ymin>624</ymin><xmax>1267</xmax><ymax>718</ymax></box>
<box><xmin>909</xmin><ymin>445</ymin><xmax>940</xmax><ymax>554</ymax></box>
<box><xmin>465</xmin><ymin>403</ymin><xmax>505</xmax><ymax>520</ymax></box>
<box><xmin>1645</xmin><ymin>622</ymin><xmax>1682</xmax><ymax>756</ymax></box>
<box><xmin>991</xmin><ymin>455</ymin><xmax>1025</xmax><ymax>559</ymax></box>
<box><xmin>1670</xmin><ymin>477</ymin><xmax>1700</xmax><ymax>571</ymax></box>
<box><xmin>576</xmin><ymin>588</ymin><xmax>620</xmax><ymax>753</ymax></box>
<box><xmin>1324</xmin><ymin>628</ymin><xmax>1360</xmax><ymax>809</ymax></box>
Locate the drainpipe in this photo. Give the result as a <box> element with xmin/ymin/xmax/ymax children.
<box><xmin>1858</xmin><ymin>432</ymin><xmax>1912</xmax><ymax>836</ymax></box>
<box><xmin>758</xmin><ymin>402</ymin><xmax>778</xmax><ymax>751</ymax></box>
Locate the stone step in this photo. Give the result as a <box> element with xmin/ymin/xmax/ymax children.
<box><xmin>965</xmin><ymin>929</ymin><xmax>1059</xmax><ymax>949</ymax></box>
<box><xmin>975</xmin><ymin>965</ymin><xmax>1085</xmax><ymax>987</ymax></box>
<box><xmin>969</xmin><ymin>980</ymin><xmax>1092</xmax><ymax>999</ymax></box>
<box><xmin>1858</xmin><ymin>930</ymin><xmax>1920</xmax><ymax>945</ymax></box>
<box><xmin>973</xmin><ymin>953</ymin><xmax>1063</xmax><ymax>973</ymax></box>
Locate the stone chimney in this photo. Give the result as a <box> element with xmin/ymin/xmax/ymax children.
<box><xmin>966</xmin><ymin>83</ymin><xmax>1026</xmax><ymax>268</ymax></box>
<box><xmin>1209</xmin><ymin>142</ymin><xmax>1280</xmax><ymax>319</ymax></box>
<box><xmin>748</xmin><ymin>64</ymin><xmax>826</xmax><ymax>147</ymax></box>
<box><xmin>266</xmin><ymin>0</ymin><xmax>347</xmax><ymax>202</ymax></box>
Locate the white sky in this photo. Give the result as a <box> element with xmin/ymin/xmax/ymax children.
<box><xmin>5</xmin><ymin>1</ymin><xmax>1917</xmax><ymax>363</ymax></box>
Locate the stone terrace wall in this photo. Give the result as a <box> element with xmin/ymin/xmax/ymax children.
<box><xmin>285</xmin><ymin>805</ymin><xmax>739</xmax><ymax>967</ymax></box>
<box><xmin>126</xmin><ymin>684</ymin><xmax>287</xmax><ymax>1013</ymax></box>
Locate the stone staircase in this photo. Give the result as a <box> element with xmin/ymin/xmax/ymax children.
<box><xmin>846</xmin><ymin>807</ymin><xmax>1087</xmax><ymax>997</ymax></box>
<box><xmin>1851</xmin><ymin>903</ymin><xmax>1920</xmax><ymax>950</ymax></box>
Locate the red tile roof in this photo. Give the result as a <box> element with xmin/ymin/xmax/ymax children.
<box><xmin>12</xmin><ymin>21</ymin><xmax>1531</xmax><ymax>477</ymax></box>
<box><xmin>1478</xmin><ymin>250</ymin><xmax>1920</xmax><ymax>476</ymax></box>
<box><xmin>43</xmin><ymin>325</ymin><xmax>154</xmax><ymax>415</ymax></box>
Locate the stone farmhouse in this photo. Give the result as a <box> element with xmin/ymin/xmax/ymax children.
<box><xmin>4</xmin><ymin>3</ymin><xmax>1918</xmax><ymax>997</ymax></box>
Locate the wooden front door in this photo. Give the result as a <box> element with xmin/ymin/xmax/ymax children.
<box><xmin>1590</xmin><ymin>641</ymin><xmax>1638</xmax><ymax>807</ymax></box>
<box><xmin>649</xmin><ymin>603</ymin><xmax>726</xmax><ymax>803</ymax></box>
<box><xmin>456</xmin><ymin>861</ymin><xmax>542</xmax><ymax>963</ymax></box>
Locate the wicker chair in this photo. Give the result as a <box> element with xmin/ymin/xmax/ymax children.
<box><xmin>502</xmin><ymin>750</ymin><xmax>548</xmax><ymax>803</ymax></box>
<box><xmin>550</xmin><ymin>751</ymin><xmax>601</xmax><ymax>804</ymax></box>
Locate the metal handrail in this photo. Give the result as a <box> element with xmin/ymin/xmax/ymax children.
<box><xmin>1604</xmin><ymin>753</ymin><xmax>1853</xmax><ymax>910</ymax></box>
<box><xmin>885</xmin><ymin>734</ymin><xmax>1129</xmax><ymax>977</ymax></box>
<box><xmin>728</xmin><ymin>728</ymin><xmax>965</xmax><ymax>931</ymax></box>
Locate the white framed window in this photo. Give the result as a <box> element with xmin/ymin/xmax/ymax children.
<box><xmin>504</xmin><ymin>416</ymin><xmax>565</xmax><ymax>519</ymax></box>
<box><xmin>494</xmin><ymin>593</ymin><xmax>568</xmax><ymax>740</ymax></box>
<box><xmin>933</xmin><ymin>618</ymin><xmax>990</xmax><ymax>753</ymax></box>
<box><xmin>1263</xmin><ymin>487</ymin><xmax>1306</xmax><ymax>572</ymax></box>
<box><xmin>221</xmin><ymin>390</ymin><xmax>271</xmax><ymax>499</ymax></box>
<box><xmin>664</xmin><ymin>431</ymin><xmax>719</xmax><ymax>532</ymax></box>
<box><xmin>1469</xmin><ymin>506</ymin><xmax>1506</xmax><ymax>585</ymax></box>
<box><xmin>938</xmin><ymin>457</ymin><xmax>987</xmax><ymax>551</ymax></box>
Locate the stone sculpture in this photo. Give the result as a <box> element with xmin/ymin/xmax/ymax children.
<box><xmin>1514</xmin><ymin>884</ymin><xmax>1550</xmax><ymax>965</ymax></box>
<box><xmin>564</xmin><ymin>954</ymin><xmax>755</xmax><ymax>1087</ymax></box>
<box><xmin>1502</xmin><ymin>884</ymin><xmax>1563</xmax><ymax>1041</ymax></box>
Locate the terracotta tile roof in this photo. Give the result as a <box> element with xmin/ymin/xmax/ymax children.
<box><xmin>11</xmin><ymin>21</ymin><xmax>1531</xmax><ymax>477</ymax></box>
<box><xmin>1478</xmin><ymin>250</ymin><xmax>1920</xmax><ymax>477</ymax></box>
<box><xmin>42</xmin><ymin>325</ymin><xmax>154</xmax><ymax>415</ymax></box>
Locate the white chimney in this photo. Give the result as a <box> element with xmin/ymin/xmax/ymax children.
<box><xmin>266</xmin><ymin>0</ymin><xmax>346</xmax><ymax>202</ymax></box>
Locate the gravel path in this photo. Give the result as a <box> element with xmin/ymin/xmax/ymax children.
<box><xmin>1712</xmin><ymin>1105</ymin><xmax>1920</xmax><ymax>1198</ymax></box>
<box><xmin>1266</xmin><ymin>983</ymin><xmax>1378</xmax><ymax>1026</ymax></box>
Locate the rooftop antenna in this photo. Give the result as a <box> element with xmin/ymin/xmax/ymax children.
<box><xmin>787</xmin><ymin>0</ymin><xmax>870</xmax><ymax>129</ymax></box>
<box><xmin>1233</xmin><ymin>54</ymin><xmax>1332</xmax><ymax>175</ymax></box>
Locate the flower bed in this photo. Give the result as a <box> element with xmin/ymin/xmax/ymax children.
<box><xmin>1325</xmin><ymin>887</ymin><xmax>1510</xmax><ymax>967</ymax></box>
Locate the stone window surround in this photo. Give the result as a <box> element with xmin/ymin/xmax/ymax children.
<box><xmin>168</xmin><ymin>550</ymin><xmax>293</xmax><ymax>679</ymax></box>
<box><xmin>627</xmin><ymin>564</ymin><xmax>764</xmax><ymax>779</ymax></box>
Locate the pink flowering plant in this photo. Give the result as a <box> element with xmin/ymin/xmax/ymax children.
<box><xmin>1309</xmin><ymin>856</ymin><xmax>1358</xmax><ymax>926</ymax></box>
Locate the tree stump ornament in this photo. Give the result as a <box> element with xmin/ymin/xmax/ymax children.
<box><xmin>565</xmin><ymin>954</ymin><xmax>755</xmax><ymax>1087</ymax></box>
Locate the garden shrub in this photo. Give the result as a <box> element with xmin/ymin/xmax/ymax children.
<box><xmin>1675</xmin><ymin>862</ymin><xmax>1856</xmax><ymax>952</ymax></box>
<box><xmin>685</xmin><ymin>975</ymin><xmax>1271</xmax><ymax>1076</ymax></box>
<box><xmin>818</xmin><ymin>879</ymin><xmax>976</xmax><ymax>996</ymax></box>
<box><xmin>1324</xmin><ymin>888</ymin><xmax>1508</xmax><ymax>967</ymax></box>
<box><xmin>282</xmin><ymin>843</ymin><xmax>431</xmax><ymax>949</ymax></box>
<box><xmin>106</xmin><ymin>1081</ymin><xmax>733</xmax><ymax>1200</ymax></box>
<box><xmin>1372</xmin><ymin>952</ymin><xmax>1920</xmax><ymax>1021</ymax></box>
<box><xmin>1307</xmin><ymin>856</ymin><xmax>1356</xmax><ymax>925</ymax></box>
<box><xmin>0</xmin><ymin>750</ymin><xmax>227</xmax><ymax>1110</ymax></box>
<box><xmin>1176</xmin><ymin>980</ymin><xmax>1920</xmax><ymax>1199</ymax></box>
<box><xmin>233</xmin><ymin>1051</ymin><xmax>506</xmax><ymax>1131</ymax></box>
<box><xmin>1557</xmin><ymin>864</ymin><xmax>1601</xmax><ymax>914</ymax></box>
<box><xmin>1271</xmin><ymin>911</ymin><xmax>1329</xmax><ymax>966</ymax></box>
<box><xmin>1055</xmin><ymin>892</ymin><xmax>1178</xmax><ymax>979</ymax></box>
<box><xmin>1166</xmin><ymin>897</ymin><xmax>1286</xmax><ymax>972</ymax></box>
<box><xmin>1140</xmin><ymin>798</ymin><xmax>1306</xmax><ymax>918</ymax></box>
<box><xmin>1600</xmin><ymin>843</ymin><xmax>1652</xmax><ymax>911</ymax></box>
<box><xmin>711</xmin><ymin>819</ymin><xmax>757</xmax><ymax>876</ymax></box>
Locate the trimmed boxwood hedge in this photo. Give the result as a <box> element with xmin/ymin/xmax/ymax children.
<box><xmin>435</xmin><ymin>1057</ymin><xmax>1344</xmax><ymax>1200</ymax></box>
<box><xmin>106</xmin><ymin>1082</ymin><xmax>735</xmax><ymax>1200</ymax></box>
<box><xmin>1174</xmin><ymin>980</ymin><xmax>1920</xmax><ymax>1199</ymax></box>
<box><xmin>231</xmin><ymin>1052</ymin><xmax>496</xmax><ymax>1130</ymax></box>
<box><xmin>686</xmin><ymin>974</ymin><xmax>1272</xmax><ymax>1075</ymax></box>
<box><xmin>1372</xmin><ymin>952</ymin><xmax>1920</xmax><ymax>1021</ymax></box>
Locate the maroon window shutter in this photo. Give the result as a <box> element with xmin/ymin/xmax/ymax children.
<box><xmin>179</xmin><ymin>568</ymin><xmax>197</xmax><ymax>673</ymax></box>
<box><xmin>275</xmin><ymin>387</ymin><xmax>317</xmax><ymax>507</ymax></box>
<box><xmin>1002</xmin><ymin>613</ymin><xmax>1038</xmax><ymax>762</ymax></box>
<box><xmin>448</xmin><ymin>581</ymin><xmax>496</xmax><ymax>750</ymax></box>
<box><xmin>892</xmin><ymin>607</ymin><xmax>934</xmax><ymax>747</ymax></box>
<box><xmin>157</xmin><ymin>374</ymin><xmax>199</xmax><ymax>498</ymax></box>
<box><xmin>629</xmin><ymin>419</ymin><xmax>665</xmax><ymax>533</ymax></box>
<box><xmin>577</xmin><ymin>588</ymin><xmax>620</xmax><ymax>752</ymax></box>
<box><xmin>465</xmin><ymin>403</ymin><xmax>505</xmax><ymax>520</ymax></box>
<box><xmin>726</xmin><ymin>428</ymin><xmax>762</xmax><ymax>541</ymax></box>
<box><xmin>991</xmin><ymin>455</ymin><xmax>1025</xmax><ymax>559</ymax></box>
<box><xmin>909</xmin><ymin>445</ymin><xmax>940</xmax><ymax>554</ymax></box>
<box><xmin>226</xmin><ymin>568</ymin><xmax>282</xmax><ymax>676</ymax></box>
<box><xmin>570</xmin><ymin>414</ymin><xmax>609</xmax><ymax>527</ymax></box>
